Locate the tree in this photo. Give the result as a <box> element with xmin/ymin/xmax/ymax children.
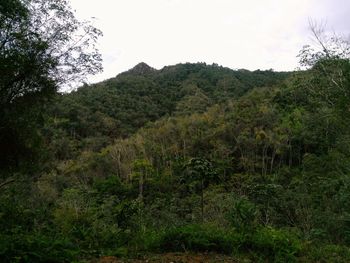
<box><xmin>182</xmin><ymin>158</ymin><xmax>216</xmax><ymax>222</ymax></box>
<box><xmin>132</xmin><ymin>159</ymin><xmax>153</xmax><ymax>202</ymax></box>
<box><xmin>297</xmin><ymin>21</ymin><xmax>350</xmax><ymax>112</ymax></box>
<box><xmin>294</xmin><ymin>22</ymin><xmax>350</xmax><ymax>155</ymax></box>
<box><xmin>0</xmin><ymin>0</ymin><xmax>102</xmax><ymax>175</ymax></box>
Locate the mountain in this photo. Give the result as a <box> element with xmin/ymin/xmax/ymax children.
<box><xmin>47</xmin><ymin>62</ymin><xmax>291</xmax><ymax>158</ymax></box>
<box><xmin>119</xmin><ymin>62</ymin><xmax>157</xmax><ymax>77</ymax></box>
<box><xmin>5</xmin><ymin>56</ymin><xmax>350</xmax><ymax>262</ymax></box>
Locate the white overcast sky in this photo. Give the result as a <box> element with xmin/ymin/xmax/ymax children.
<box><xmin>69</xmin><ymin>0</ymin><xmax>349</xmax><ymax>84</ymax></box>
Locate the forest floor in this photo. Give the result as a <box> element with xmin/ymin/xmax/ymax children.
<box><xmin>94</xmin><ymin>253</ymin><xmax>241</xmax><ymax>263</ymax></box>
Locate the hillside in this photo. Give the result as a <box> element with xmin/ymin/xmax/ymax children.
<box><xmin>2</xmin><ymin>59</ymin><xmax>350</xmax><ymax>262</ymax></box>
<box><xmin>2</xmin><ymin>0</ymin><xmax>350</xmax><ymax>262</ymax></box>
<box><xmin>45</xmin><ymin>63</ymin><xmax>289</xmax><ymax>159</ymax></box>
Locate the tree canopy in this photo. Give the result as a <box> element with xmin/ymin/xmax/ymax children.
<box><xmin>0</xmin><ymin>0</ymin><xmax>102</xmax><ymax>174</ymax></box>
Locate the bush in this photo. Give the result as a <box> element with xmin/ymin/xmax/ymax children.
<box><xmin>246</xmin><ymin>227</ymin><xmax>302</xmax><ymax>262</ymax></box>
<box><xmin>302</xmin><ymin>244</ymin><xmax>350</xmax><ymax>263</ymax></box>
<box><xmin>152</xmin><ymin>224</ymin><xmax>240</xmax><ymax>254</ymax></box>
<box><xmin>226</xmin><ymin>197</ymin><xmax>259</xmax><ymax>231</ymax></box>
<box><xmin>149</xmin><ymin>224</ymin><xmax>302</xmax><ymax>262</ymax></box>
<box><xmin>0</xmin><ymin>232</ymin><xmax>78</xmax><ymax>263</ymax></box>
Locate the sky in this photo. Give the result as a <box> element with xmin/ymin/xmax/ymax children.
<box><xmin>69</xmin><ymin>0</ymin><xmax>349</xmax><ymax>85</ymax></box>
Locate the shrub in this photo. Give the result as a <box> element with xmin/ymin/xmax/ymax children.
<box><xmin>247</xmin><ymin>227</ymin><xmax>302</xmax><ymax>262</ymax></box>
<box><xmin>0</xmin><ymin>232</ymin><xmax>78</xmax><ymax>263</ymax></box>
<box><xmin>152</xmin><ymin>224</ymin><xmax>240</xmax><ymax>254</ymax></box>
<box><xmin>303</xmin><ymin>244</ymin><xmax>350</xmax><ymax>263</ymax></box>
<box><xmin>226</xmin><ymin>196</ymin><xmax>259</xmax><ymax>231</ymax></box>
<box><xmin>149</xmin><ymin>224</ymin><xmax>302</xmax><ymax>262</ymax></box>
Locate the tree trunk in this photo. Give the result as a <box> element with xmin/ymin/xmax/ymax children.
<box><xmin>201</xmin><ymin>179</ymin><xmax>204</xmax><ymax>222</ymax></box>
<box><xmin>139</xmin><ymin>173</ymin><xmax>144</xmax><ymax>202</ymax></box>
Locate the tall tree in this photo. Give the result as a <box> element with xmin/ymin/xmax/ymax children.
<box><xmin>182</xmin><ymin>158</ymin><xmax>216</xmax><ymax>222</ymax></box>
<box><xmin>0</xmin><ymin>0</ymin><xmax>102</xmax><ymax>175</ymax></box>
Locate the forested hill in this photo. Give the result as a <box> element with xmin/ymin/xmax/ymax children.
<box><xmin>3</xmin><ymin>54</ymin><xmax>350</xmax><ymax>262</ymax></box>
<box><xmin>3</xmin><ymin>0</ymin><xmax>350</xmax><ymax>261</ymax></box>
<box><xmin>33</xmin><ymin>55</ymin><xmax>350</xmax><ymax>262</ymax></box>
<box><xmin>48</xmin><ymin>63</ymin><xmax>290</xmax><ymax>153</ymax></box>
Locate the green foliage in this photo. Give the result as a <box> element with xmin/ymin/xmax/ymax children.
<box><xmin>153</xmin><ymin>224</ymin><xmax>237</xmax><ymax>254</ymax></box>
<box><xmin>248</xmin><ymin>227</ymin><xmax>301</xmax><ymax>262</ymax></box>
<box><xmin>149</xmin><ymin>224</ymin><xmax>302</xmax><ymax>262</ymax></box>
<box><xmin>93</xmin><ymin>175</ymin><xmax>127</xmax><ymax>197</ymax></box>
<box><xmin>0</xmin><ymin>232</ymin><xmax>78</xmax><ymax>263</ymax></box>
<box><xmin>46</xmin><ymin>63</ymin><xmax>289</xmax><ymax>159</ymax></box>
<box><xmin>303</xmin><ymin>244</ymin><xmax>350</xmax><ymax>263</ymax></box>
<box><xmin>182</xmin><ymin>158</ymin><xmax>216</xmax><ymax>190</ymax></box>
<box><xmin>3</xmin><ymin>29</ymin><xmax>350</xmax><ymax>262</ymax></box>
<box><xmin>0</xmin><ymin>0</ymin><xmax>102</xmax><ymax>174</ymax></box>
<box><xmin>227</xmin><ymin>197</ymin><xmax>259</xmax><ymax>231</ymax></box>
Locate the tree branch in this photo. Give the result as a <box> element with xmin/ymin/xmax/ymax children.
<box><xmin>0</xmin><ymin>178</ymin><xmax>16</xmax><ymax>189</ymax></box>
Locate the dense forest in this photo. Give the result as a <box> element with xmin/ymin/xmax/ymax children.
<box><xmin>1</xmin><ymin>0</ymin><xmax>350</xmax><ymax>262</ymax></box>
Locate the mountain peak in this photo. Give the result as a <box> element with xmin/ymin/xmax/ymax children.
<box><xmin>125</xmin><ymin>62</ymin><xmax>156</xmax><ymax>75</ymax></box>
